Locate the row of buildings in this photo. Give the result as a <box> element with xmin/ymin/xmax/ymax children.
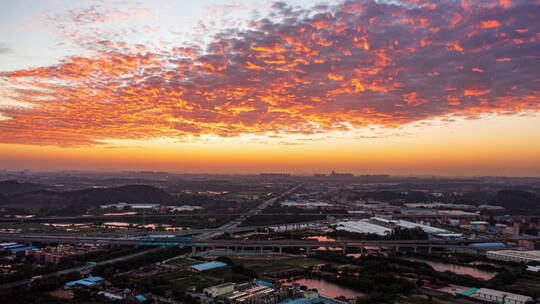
<box><xmin>99</xmin><ymin>202</ymin><xmax>203</xmax><ymax>212</ymax></box>
<box><xmin>456</xmin><ymin>288</ymin><xmax>533</xmax><ymax>304</ymax></box>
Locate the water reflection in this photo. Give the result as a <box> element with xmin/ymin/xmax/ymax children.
<box><xmin>404</xmin><ymin>258</ymin><xmax>496</xmax><ymax>280</ymax></box>
<box><xmin>304</xmin><ymin>236</ymin><xmax>337</xmax><ymax>242</ymax></box>
<box><xmin>284</xmin><ymin>278</ymin><xmax>364</xmax><ymax>299</ymax></box>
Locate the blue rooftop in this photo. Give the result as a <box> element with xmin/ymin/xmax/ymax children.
<box><xmin>135</xmin><ymin>295</ymin><xmax>148</xmax><ymax>302</ymax></box>
<box><xmin>468</xmin><ymin>242</ymin><xmax>505</xmax><ymax>248</ymax></box>
<box><xmin>257</xmin><ymin>280</ymin><xmax>273</xmax><ymax>287</ymax></box>
<box><xmin>83</xmin><ymin>276</ymin><xmax>104</xmax><ymax>282</ymax></box>
<box><xmin>279</xmin><ymin>299</ymin><xmax>310</xmax><ymax>304</ymax></box>
<box><xmin>312</xmin><ymin>297</ymin><xmax>332</xmax><ymax>304</ymax></box>
<box><xmin>190</xmin><ymin>261</ymin><xmax>227</xmax><ymax>271</ymax></box>
<box><xmin>279</xmin><ymin>297</ymin><xmax>332</xmax><ymax>304</ymax></box>
<box><xmin>65</xmin><ymin>276</ymin><xmax>104</xmax><ymax>287</ymax></box>
<box><xmin>8</xmin><ymin>246</ymin><xmax>38</xmax><ymax>252</ymax></box>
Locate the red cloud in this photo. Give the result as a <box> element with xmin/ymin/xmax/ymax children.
<box><xmin>0</xmin><ymin>0</ymin><xmax>539</xmax><ymax>146</ymax></box>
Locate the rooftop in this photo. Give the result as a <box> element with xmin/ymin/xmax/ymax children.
<box><xmin>337</xmin><ymin>220</ymin><xmax>392</xmax><ymax>236</ymax></box>
<box><xmin>456</xmin><ymin>288</ymin><xmax>478</xmax><ymax>297</ymax></box>
<box><xmin>474</xmin><ymin>288</ymin><xmax>532</xmax><ymax>302</ymax></box>
<box><xmin>190</xmin><ymin>261</ymin><xmax>227</xmax><ymax>271</ymax></box>
<box><xmin>65</xmin><ymin>276</ymin><xmax>104</xmax><ymax>287</ymax></box>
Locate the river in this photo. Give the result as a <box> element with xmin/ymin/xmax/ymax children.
<box><xmin>404</xmin><ymin>258</ymin><xmax>496</xmax><ymax>280</ymax></box>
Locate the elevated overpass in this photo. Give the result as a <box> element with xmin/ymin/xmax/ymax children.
<box><xmin>1</xmin><ymin>233</ymin><xmax>536</xmax><ymax>254</ymax></box>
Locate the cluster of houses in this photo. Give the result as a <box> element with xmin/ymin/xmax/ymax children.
<box><xmin>64</xmin><ymin>276</ymin><xmax>149</xmax><ymax>302</ymax></box>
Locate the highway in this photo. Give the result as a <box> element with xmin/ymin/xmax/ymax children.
<box><xmin>195</xmin><ymin>184</ymin><xmax>302</xmax><ymax>240</ymax></box>
<box><xmin>1</xmin><ymin>233</ymin><xmax>536</xmax><ymax>248</ymax></box>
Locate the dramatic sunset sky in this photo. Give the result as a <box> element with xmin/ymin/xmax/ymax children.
<box><xmin>0</xmin><ymin>0</ymin><xmax>539</xmax><ymax>175</ymax></box>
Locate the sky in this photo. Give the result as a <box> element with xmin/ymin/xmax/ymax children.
<box><xmin>0</xmin><ymin>0</ymin><xmax>539</xmax><ymax>176</ymax></box>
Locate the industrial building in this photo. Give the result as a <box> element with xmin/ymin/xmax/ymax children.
<box><xmin>486</xmin><ymin>250</ymin><xmax>540</xmax><ymax>263</ymax></box>
<box><xmin>65</xmin><ymin>276</ymin><xmax>104</xmax><ymax>288</ymax></box>
<box><xmin>459</xmin><ymin>288</ymin><xmax>534</xmax><ymax>304</ymax></box>
<box><xmin>280</xmin><ymin>200</ymin><xmax>333</xmax><ymax>209</ymax></box>
<box><xmin>189</xmin><ymin>261</ymin><xmax>228</xmax><ymax>272</ymax></box>
<box><xmin>336</xmin><ymin>220</ymin><xmax>391</xmax><ymax>236</ymax></box>
<box><xmin>204</xmin><ymin>282</ymin><xmax>235</xmax><ymax>298</ymax></box>
<box><xmin>0</xmin><ymin>242</ymin><xmax>39</xmax><ymax>254</ymax></box>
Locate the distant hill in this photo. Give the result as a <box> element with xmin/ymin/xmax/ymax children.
<box><xmin>491</xmin><ymin>190</ymin><xmax>540</xmax><ymax>210</ymax></box>
<box><xmin>0</xmin><ymin>180</ymin><xmax>44</xmax><ymax>196</ymax></box>
<box><xmin>0</xmin><ymin>184</ymin><xmax>178</xmax><ymax>207</ymax></box>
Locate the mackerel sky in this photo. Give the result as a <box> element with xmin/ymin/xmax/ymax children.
<box><xmin>0</xmin><ymin>0</ymin><xmax>539</xmax><ymax>175</ymax></box>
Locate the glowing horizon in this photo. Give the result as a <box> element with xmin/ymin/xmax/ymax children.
<box><xmin>0</xmin><ymin>0</ymin><xmax>539</xmax><ymax>176</ymax></box>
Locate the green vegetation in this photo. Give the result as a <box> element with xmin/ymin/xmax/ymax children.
<box><xmin>0</xmin><ymin>246</ymin><xmax>144</xmax><ymax>284</ymax></box>
<box><xmin>225</xmin><ymin>256</ymin><xmax>325</xmax><ymax>275</ymax></box>
<box><xmin>0</xmin><ymin>271</ymin><xmax>88</xmax><ymax>304</ymax></box>
<box><xmin>308</xmin><ymin>252</ymin><xmax>540</xmax><ymax>302</ymax></box>
<box><xmin>91</xmin><ymin>247</ymin><xmax>186</xmax><ymax>277</ymax></box>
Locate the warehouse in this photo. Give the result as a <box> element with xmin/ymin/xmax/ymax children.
<box><xmin>336</xmin><ymin>220</ymin><xmax>391</xmax><ymax>236</ymax></box>
<box><xmin>471</xmin><ymin>288</ymin><xmax>533</xmax><ymax>304</ymax></box>
<box><xmin>204</xmin><ymin>282</ymin><xmax>235</xmax><ymax>298</ymax></box>
<box><xmin>486</xmin><ymin>250</ymin><xmax>540</xmax><ymax>263</ymax></box>
<box><xmin>189</xmin><ymin>261</ymin><xmax>228</xmax><ymax>272</ymax></box>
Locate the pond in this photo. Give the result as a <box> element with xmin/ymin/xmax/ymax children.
<box><xmin>283</xmin><ymin>278</ymin><xmax>364</xmax><ymax>299</ymax></box>
<box><xmin>404</xmin><ymin>258</ymin><xmax>496</xmax><ymax>280</ymax></box>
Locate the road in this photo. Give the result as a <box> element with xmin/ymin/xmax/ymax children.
<box><xmin>2</xmin><ymin>233</ymin><xmax>536</xmax><ymax>247</ymax></box>
<box><xmin>195</xmin><ymin>184</ymin><xmax>302</xmax><ymax>240</ymax></box>
<box><xmin>0</xmin><ymin>247</ymin><xmax>161</xmax><ymax>289</ymax></box>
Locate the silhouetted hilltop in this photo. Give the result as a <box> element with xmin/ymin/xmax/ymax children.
<box><xmin>0</xmin><ymin>184</ymin><xmax>177</xmax><ymax>206</ymax></box>
<box><xmin>491</xmin><ymin>190</ymin><xmax>540</xmax><ymax>210</ymax></box>
<box><xmin>0</xmin><ymin>180</ymin><xmax>44</xmax><ymax>196</ymax></box>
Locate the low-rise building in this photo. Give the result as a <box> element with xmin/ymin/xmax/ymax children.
<box><xmin>486</xmin><ymin>250</ymin><xmax>540</xmax><ymax>263</ymax></box>
<box><xmin>130</xmin><ymin>203</ymin><xmax>160</xmax><ymax>210</ymax></box>
<box><xmin>204</xmin><ymin>282</ymin><xmax>235</xmax><ymax>298</ymax></box>
<box><xmin>65</xmin><ymin>276</ymin><xmax>104</xmax><ymax>288</ymax></box>
<box><xmin>526</xmin><ymin>265</ymin><xmax>540</xmax><ymax>272</ymax></box>
<box><xmin>189</xmin><ymin>261</ymin><xmax>228</xmax><ymax>272</ymax></box>
<box><xmin>471</xmin><ymin>288</ymin><xmax>533</xmax><ymax>304</ymax></box>
<box><xmin>168</xmin><ymin>205</ymin><xmax>203</xmax><ymax>212</ymax></box>
<box><xmin>281</xmin><ymin>200</ymin><xmax>333</xmax><ymax>209</ymax></box>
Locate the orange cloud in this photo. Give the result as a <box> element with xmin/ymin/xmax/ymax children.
<box><xmin>0</xmin><ymin>0</ymin><xmax>538</xmax><ymax>147</ymax></box>
<box><xmin>481</xmin><ymin>20</ymin><xmax>502</xmax><ymax>29</ymax></box>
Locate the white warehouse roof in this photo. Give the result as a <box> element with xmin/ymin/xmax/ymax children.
<box><xmin>336</xmin><ymin>220</ymin><xmax>392</xmax><ymax>236</ymax></box>
<box><xmin>394</xmin><ymin>220</ymin><xmax>450</xmax><ymax>234</ymax></box>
